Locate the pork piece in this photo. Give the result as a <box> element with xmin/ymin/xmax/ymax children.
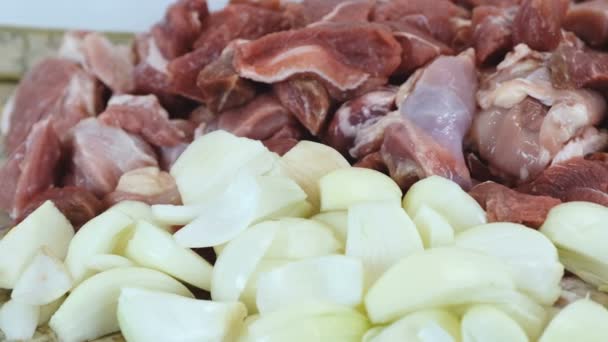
<box><xmin>98</xmin><ymin>94</ymin><xmax>186</xmax><ymax>147</ymax></box>
<box><xmin>233</xmin><ymin>22</ymin><xmax>402</xmax><ymax>92</ymax></box>
<box><xmin>472</xmin><ymin>6</ymin><xmax>517</xmax><ymax>65</ymax></box>
<box><xmin>159</xmin><ymin>119</ymin><xmax>197</xmax><ymax>170</ymax></box>
<box><xmin>4</xmin><ymin>58</ymin><xmax>100</xmax><ymax>154</ymax></box>
<box><xmin>381</xmin><ymin>50</ymin><xmax>478</xmax><ymax>189</ymax></box>
<box><xmin>230</xmin><ymin>0</ymin><xmax>280</xmax><ymax>10</ymax></box>
<box><xmin>353</xmin><ymin>152</ymin><xmax>388</xmax><ymax>172</ymax></box>
<box><xmin>263</xmin><ymin>138</ymin><xmax>299</xmax><ymax>156</ymax></box>
<box><xmin>132</xmin><ymin>34</ymin><xmax>176</xmax><ymax>105</ymax></box>
<box><xmin>16</xmin><ymin>187</ymin><xmax>104</xmax><ymax>229</ymax></box>
<box><xmin>474</xmin><ymin>44</ymin><xmax>607</xmax><ymax>182</ymax></box>
<box><xmin>549</xmin><ymin>42</ymin><xmax>608</xmax><ymax>90</ymax></box>
<box><xmin>304</xmin><ymin>0</ymin><xmax>374</xmax><ymax>24</ymax></box>
<box><xmin>512</xmin><ymin>0</ymin><xmax>569</xmax><ymax>51</ymax></box>
<box><xmin>518</xmin><ymin>154</ymin><xmax>608</xmax><ymax>206</ymax></box>
<box><xmin>0</xmin><ymin>119</ymin><xmax>61</xmax><ymax>219</ymax></box>
<box><xmin>325</xmin><ymin>86</ymin><xmax>397</xmax><ymax>156</ymax></box>
<box><xmin>273</xmin><ymin>77</ymin><xmax>331</xmax><ymax>135</ymax></box>
<box><xmin>196</xmin><ymin>94</ymin><xmax>302</xmax><ymax>141</ymax></box>
<box><xmin>379</xmin><ymin>20</ymin><xmax>453</xmax><ymax>75</ymax></box>
<box><xmin>170</xmin><ymin>4</ymin><xmax>290</xmax><ymax>101</ymax></box>
<box><xmin>469</xmin><ymin>181</ymin><xmax>561</xmax><ymax>228</ymax></box>
<box><xmin>372</xmin><ymin>0</ymin><xmax>470</xmax><ymax>44</ymax></box>
<box><xmin>104</xmin><ymin>167</ymin><xmax>181</xmax><ymax>206</ymax></box>
<box><xmin>459</xmin><ymin>0</ymin><xmax>520</xmax><ymax>7</ymax></box>
<box><xmin>68</xmin><ymin>119</ymin><xmax>158</xmax><ymax>197</ymax></box>
<box><xmin>59</xmin><ymin>31</ymin><xmax>135</xmax><ymax>93</ymax></box>
<box><xmin>152</xmin><ymin>0</ymin><xmax>209</xmax><ymax>59</ymax></box>
<box><xmin>196</xmin><ymin>41</ymin><xmax>256</xmax><ymax>113</ymax></box>
<box><xmin>563</xmin><ymin>0</ymin><xmax>608</xmax><ymax>48</ymax></box>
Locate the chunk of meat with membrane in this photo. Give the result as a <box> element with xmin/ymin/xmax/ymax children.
<box><xmin>59</xmin><ymin>31</ymin><xmax>135</xmax><ymax>93</ymax></box>
<box><xmin>518</xmin><ymin>154</ymin><xmax>608</xmax><ymax>206</ymax></box>
<box><xmin>305</xmin><ymin>0</ymin><xmax>374</xmax><ymax>25</ymax></box>
<box><xmin>98</xmin><ymin>94</ymin><xmax>186</xmax><ymax>147</ymax></box>
<box><xmin>325</xmin><ymin>86</ymin><xmax>397</xmax><ymax>156</ymax></box>
<box><xmin>196</xmin><ymin>41</ymin><xmax>257</xmax><ymax>113</ymax></box>
<box><xmin>381</xmin><ymin>49</ymin><xmax>478</xmax><ymax>189</ymax></box>
<box><xmin>233</xmin><ymin>22</ymin><xmax>402</xmax><ymax>92</ymax></box>
<box><xmin>4</xmin><ymin>58</ymin><xmax>100</xmax><ymax>154</ymax></box>
<box><xmin>273</xmin><ymin>77</ymin><xmax>331</xmax><ymax>135</ymax></box>
<box><xmin>472</xmin><ymin>6</ymin><xmax>516</xmax><ymax>65</ymax></box>
<box><xmin>170</xmin><ymin>4</ymin><xmax>290</xmax><ymax>101</ymax></box>
<box><xmin>563</xmin><ymin>0</ymin><xmax>608</xmax><ymax>48</ymax></box>
<box><xmin>16</xmin><ymin>187</ymin><xmax>104</xmax><ymax>229</ymax></box>
<box><xmin>104</xmin><ymin>167</ymin><xmax>181</xmax><ymax>206</ymax></box>
<box><xmin>0</xmin><ymin>119</ymin><xmax>61</xmax><ymax>219</ymax></box>
<box><xmin>512</xmin><ymin>0</ymin><xmax>569</xmax><ymax>51</ymax></box>
<box><xmin>68</xmin><ymin>118</ymin><xmax>158</xmax><ymax>197</ymax></box>
<box><xmin>549</xmin><ymin>42</ymin><xmax>608</xmax><ymax>90</ymax></box>
<box><xmin>469</xmin><ymin>181</ymin><xmax>561</xmax><ymax>228</ymax></box>
<box><xmin>152</xmin><ymin>0</ymin><xmax>209</xmax><ymax>59</ymax></box>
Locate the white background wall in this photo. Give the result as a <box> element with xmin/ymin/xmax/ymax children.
<box><xmin>0</xmin><ymin>0</ymin><xmax>229</xmax><ymax>32</ymax></box>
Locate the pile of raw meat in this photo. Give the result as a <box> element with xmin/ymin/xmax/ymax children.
<box><xmin>2</xmin><ymin>0</ymin><xmax>608</xmax><ymax>229</ymax></box>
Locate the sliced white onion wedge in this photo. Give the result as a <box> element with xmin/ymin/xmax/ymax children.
<box><xmin>254</xmin><ymin>176</ymin><xmax>308</xmax><ymax>220</ymax></box>
<box><xmin>86</xmin><ymin>254</ymin><xmax>135</xmax><ymax>272</ymax></box>
<box><xmin>211</xmin><ymin>221</ymin><xmax>278</xmax><ymax>303</ymax></box>
<box><xmin>264</xmin><ymin>218</ymin><xmax>342</xmax><ymax>259</ymax></box>
<box><xmin>346</xmin><ymin>200</ymin><xmax>423</xmax><ymax>287</ymax></box>
<box><xmin>0</xmin><ymin>299</ymin><xmax>39</xmax><ymax>341</ymax></box>
<box><xmin>124</xmin><ymin>220</ymin><xmax>213</xmax><ymax>290</ymax></box>
<box><xmin>262</xmin><ymin>200</ymin><xmax>314</xmax><ymax>220</ymax></box>
<box><xmin>0</xmin><ymin>201</ymin><xmax>74</xmax><ymax>289</ymax></box>
<box><xmin>11</xmin><ymin>247</ymin><xmax>73</xmax><ymax>305</ymax></box>
<box><xmin>454</xmin><ymin>223</ymin><xmax>563</xmax><ymax>305</ymax></box>
<box><xmin>118</xmin><ymin>288</ymin><xmax>247</xmax><ymax>342</ymax></box>
<box><xmin>412</xmin><ymin>205</ymin><xmax>455</xmax><ymax>248</ymax></box>
<box><xmin>49</xmin><ymin>267</ymin><xmax>192</xmax><ymax>342</ymax></box>
<box><xmin>151</xmin><ymin>203</ymin><xmax>204</xmax><ymax>226</ymax></box>
<box><xmin>170</xmin><ymin>130</ymin><xmax>272</xmax><ymax>205</ymax></box>
<box><xmin>64</xmin><ymin>208</ymin><xmax>134</xmax><ymax>285</ymax></box>
<box><xmin>110</xmin><ymin>201</ymin><xmax>169</xmax><ymax>230</ymax></box>
<box><xmin>540</xmin><ymin>202</ymin><xmax>608</xmax><ymax>288</ymax></box>
<box><xmin>319</xmin><ymin>168</ymin><xmax>402</xmax><ymax>212</ymax></box>
<box><xmin>240</xmin><ymin>260</ymin><xmax>291</xmax><ymax>313</ymax></box>
<box><xmin>38</xmin><ymin>295</ymin><xmax>65</xmax><ymax>326</ymax></box>
<box><xmin>461</xmin><ymin>305</ymin><xmax>528</xmax><ymax>342</ymax></box>
<box><xmin>312</xmin><ymin>211</ymin><xmax>348</xmax><ymax>244</ymax></box>
<box><xmin>256</xmin><ymin>255</ymin><xmax>364</xmax><ymax>314</ymax></box>
<box><xmin>403</xmin><ymin>176</ymin><xmax>486</xmax><ymax>232</ymax></box>
<box><xmin>365</xmin><ymin>247</ymin><xmax>515</xmax><ymax>324</ymax></box>
<box><xmin>539</xmin><ymin>299</ymin><xmax>608</xmax><ymax>342</ymax></box>
<box><xmin>239</xmin><ymin>302</ymin><xmax>370</xmax><ymax>342</ymax></box>
<box><xmin>367</xmin><ymin>309</ymin><xmax>460</xmax><ymax>342</ymax></box>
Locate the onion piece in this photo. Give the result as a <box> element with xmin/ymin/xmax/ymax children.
<box><xmin>312</xmin><ymin>211</ymin><xmax>348</xmax><ymax>244</ymax></box>
<box><xmin>256</xmin><ymin>255</ymin><xmax>364</xmax><ymax>314</ymax></box>
<box><xmin>346</xmin><ymin>200</ymin><xmax>423</xmax><ymax>287</ymax></box>
<box><xmin>539</xmin><ymin>299</ymin><xmax>608</xmax><ymax>342</ymax></box>
<box><xmin>86</xmin><ymin>254</ymin><xmax>135</xmax><ymax>272</ymax></box>
<box><xmin>264</xmin><ymin>218</ymin><xmax>342</xmax><ymax>259</ymax></box>
<box><xmin>151</xmin><ymin>203</ymin><xmax>204</xmax><ymax>226</ymax></box>
<box><xmin>454</xmin><ymin>223</ymin><xmax>563</xmax><ymax>305</ymax></box>
<box><xmin>110</xmin><ymin>201</ymin><xmax>169</xmax><ymax>230</ymax></box>
<box><xmin>0</xmin><ymin>299</ymin><xmax>39</xmax><ymax>341</ymax></box>
<box><xmin>461</xmin><ymin>305</ymin><xmax>528</xmax><ymax>342</ymax></box>
<box><xmin>412</xmin><ymin>205</ymin><xmax>455</xmax><ymax>248</ymax></box>
<box><xmin>367</xmin><ymin>309</ymin><xmax>460</xmax><ymax>342</ymax></box>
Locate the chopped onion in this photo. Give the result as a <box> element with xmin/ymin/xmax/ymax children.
<box><xmin>412</xmin><ymin>205</ymin><xmax>455</xmax><ymax>248</ymax></box>
<box><xmin>346</xmin><ymin>200</ymin><xmax>423</xmax><ymax>287</ymax></box>
<box><xmin>256</xmin><ymin>255</ymin><xmax>364</xmax><ymax>314</ymax></box>
<box><xmin>461</xmin><ymin>305</ymin><xmax>528</xmax><ymax>342</ymax></box>
<box><xmin>0</xmin><ymin>299</ymin><xmax>39</xmax><ymax>340</ymax></box>
<box><xmin>151</xmin><ymin>203</ymin><xmax>204</xmax><ymax>226</ymax></box>
<box><xmin>264</xmin><ymin>218</ymin><xmax>343</xmax><ymax>259</ymax></box>
<box><xmin>366</xmin><ymin>309</ymin><xmax>460</xmax><ymax>342</ymax></box>
<box><xmin>86</xmin><ymin>254</ymin><xmax>135</xmax><ymax>272</ymax></box>
<box><xmin>312</xmin><ymin>211</ymin><xmax>348</xmax><ymax>244</ymax></box>
<box><xmin>539</xmin><ymin>299</ymin><xmax>608</xmax><ymax>342</ymax></box>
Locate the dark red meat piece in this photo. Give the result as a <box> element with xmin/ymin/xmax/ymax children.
<box><xmin>273</xmin><ymin>77</ymin><xmax>331</xmax><ymax>135</ymax></box>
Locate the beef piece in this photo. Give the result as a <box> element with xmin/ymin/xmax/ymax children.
<box><xmin>230</xmin><ymin>0</ymin><xmax>280</xmax><ymax>10</ymax></box>
<box><xmin>98</xmin><ymin>94</ymin><xmax>186</xmax><ymax>147</ymax></box>
<box><xmin>549</xmin><ymin>42</ymin><xmax>608</xmax><ymax>90</ymax></box>
<box><xmin>132</xmin><ymin>34</ymin><xmax>175</xmax><ymax>104</ymax></box>
<box><xmin>59</xmin><ymin>31</ymin><xmax>135</xmax><ymax>93</ymax></box>
<box><xmin>16</xmin><ymin>187</ymin><xmax>104</xmax><ymax>229</ymax></box>
<box><xmin>274</xmin><ymin>77</ymin><xmax>331</xmax><ymax>135</ymax></box>
<box><xmin>104</xmin><ymin>167</ymin><xmax>181</xmax><ymax>206</ymax></box>
<box><xmin>381</xmin><ymin>50</ymin><xmax>478</xmax><ymax>189</ymax></box>
<box><xmin>233</xmin><ymin>22</ymin><xmax>402</xmax><ymax>92</ymax></box>
<box><xmin>512</xmin><ymin>0</ymin><xmax>569</xmax><ymax>51</ymax></box>
<box><xmin>170</xmin><ymin>4</ymin><xmax>290</xmax><ymax>101</ymax></box>
<box><xmin>197</xmin><ymin>94</ymin><xmax>302</xmax><ymax>140</ymax></box>
<box><xmin>459</xmin><ymin>0</ymin><xmax>520</xmax><ymax>7</ymax></box>
<box><xmin>564</xmin><ymin>0</ymin><xmax>608</xmax><ymax>48</ymax></box>
<box><xmin>196</xmin><ymin>41</ymin><xmax>257</xmax><ymax>113</ymax></box>
<box><xmin>0</xmin><ymin>119</ymin><xmax>61</xmax><ymax>218</ymax></box>
<box><xmin>475</xmin><ymin>44</ymin><xmax>607</xmax><ymax>182</ymax></box>
<box><xmin>4</xmin><ymin>58</ymin><xmax>100</xmax><ymax>154</ymax></box>
<box><xmin>325</xmin><ymin>86</ymin><xmax>397</xmax><ymax>156</ymax></box>
<box><xmin>152</xmin><ymin>0</ymin><xmax>209</xmax><ymax>59</ymax></box>
<box><xmin>469</xmin><ymin>181</ymin><xmax>561</xmax><ymax>228</ymax></box>
<box><xmin>380</xmin><ymin>20</ymin><xmax>453</xmax><ymax>75</ymax></box>
<box><xmin>518</xmin><ymin>154</ymin><xmax>608</xmax><ymax>206</ymax></box>
<box><xmin>472</xmin><ymin>6</ymin><xmax>517</xmax><ymax>65</ymax></box>
<box><xmin>354</xmin><ymin>152</ymin><xmax>388</xmax><ymax>173</ymax></box>
<box><xmin>263</xmin><ymin>138</ymin><xmax>299</xmax><ymax>156</ymax></box>
<box><xmin>68</xmin><ymin>119</ymin><xmax>158</xmax><ymax>197</ymax></box>
<box><xmin>305</xmin><ymin>0</ymin><xmax>374</xmax><ymax>25</ymax></box>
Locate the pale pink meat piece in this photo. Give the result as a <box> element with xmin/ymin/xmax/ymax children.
<box><xmin>305</xmin><ymin>0</ymin><xmax>374</xmax><ymax>24</ymax></box>
<box><xmin>549</xmin><ymin>42</ymin><xmax>608</xmax><ymax>90</ymax></box>
<box><xmin>381</xmin><ymin>49</ymin><xmax>478</xmax><ymax>189</ymax></box>
<box><xmin>0</xmin><ymin>119</ymin><xmax>61</xmax><ymax>219</ymax></box>
<box><xmin>4</xmin><ymin>58</ymin><xmax>100</xmax><ymax>154</ymax></box>
<box><xmin>59</xmin><ymin>31</ymin><xmax>135</xmax><ymax>93</ymax></box>
<box><xmin>273</xmin><ymin>77</ymin><xmax>331</xmax><ymax>135</ymax></box>
<box><xmin>563</xmin><ymin>0</ymin><xmax>608</xmax><ymax>48</ymax></box>
<box><xmin>98</xmin><ymin>94</ymin><xmax>186</xmax><ymax>147</ymax></box>
<box><xmin>233</xmin><ymin>22</ymin><xmax>402</xmax><ymax>92</ymax></box>
<box><xmin>104</xmin><ymin>167</ymin><xmax>181</xmax><ymax>206</ymax></box>
<box><xmin>152</xmin><ymin>0</ymin><xmax>209</xmax><ymax>59</ymax></box>
<box><xmin>512</xmin><ymin>0</ymin><xmax>569</xmax><ymax>51</ymax></box>
<box><xmin>472</xmin><ymin>6</ymin><xmax>517</xmax><ymax>65</ymax></box>
<box><xmin>68</xmin><ymin>119</ymin><xmax>158</xmax><ymax>197</ymax></box>
<box><xmin>353</xmin><ymin>152</ymin><xmax>388</xmax><ymax>172</ymax></box>
<box><xmin>230</xmin><ymin>0</ymin><xmax>281</xmax><ymax>10</ymax></box>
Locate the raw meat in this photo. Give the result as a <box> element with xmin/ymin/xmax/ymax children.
<box><xmin>549</xmin><ymin>42</ymin><xmax>608</xmax><ymax>90</ymax></box>
<box><xmin>104</xmin><ymin>167</ymin><xmax>181</xmax><ymax>206</ymax></box>
<box><xmin>471</xmin><ymin>6</ymin><xmax>516</xmax><ymax>65</ymax></box>
<box><xmin>305</xmin><ymin>0</ymin><xmax>374</xmax><ymax>25</ymax></box>
<box><xmin>274</xmin><ymin>77</ymin><xmax>331</xmax><ymax>135</ymax></box>
<box><xmin>563</xmin><ymin>0</ymin><xmax>608</xmax><ymax>48</ymax></box>
<box><xmin>152</xmin><ymin>0</ymin><xmax>209</xmax><ymax>59</ymax></box>
<box><xmin>512</xmin><ymin>0</ymin><xmax>569</xmax><ymax>51</ymax></box>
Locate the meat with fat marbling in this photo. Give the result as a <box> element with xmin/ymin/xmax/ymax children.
<box><xmin>563</xmin><ymin>0</ymin><xmax>608</xmax><ymax>48</ymax></box>
<box><xmin>104</xmin><ymin>167</ymin><xmax>181</xmax><ymax>206</ymax></box>
<box><xmin>512</xmin><ymin>0</ymin><xmax>569</xmax><ymax>51</ymax></box>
